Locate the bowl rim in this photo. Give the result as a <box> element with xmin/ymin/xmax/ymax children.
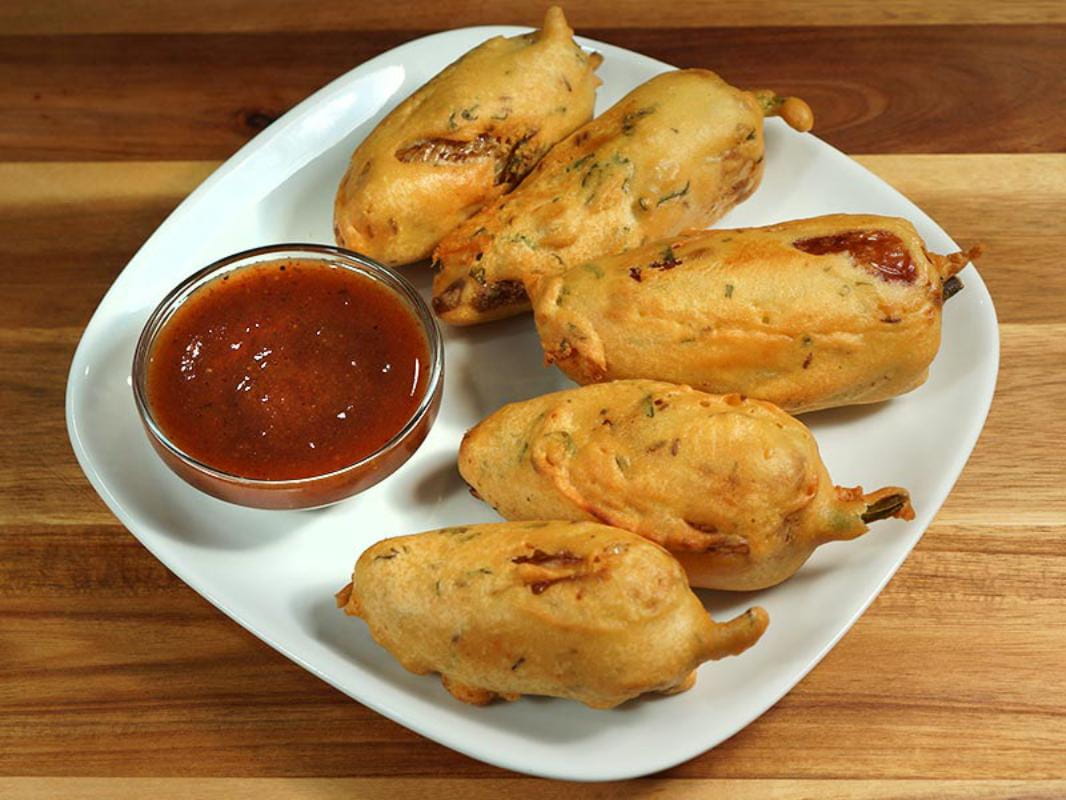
<box><xmin>131</xmin><ymin>242</ymin><xmax>445</xmax><ymax>488</ymax></box>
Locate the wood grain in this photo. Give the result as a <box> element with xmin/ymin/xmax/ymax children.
<box><xmin>2</xmin><ymin>6</ymin><xmax>1064</xmax><ymax>791</ymax></box>
<box><xmin>3</xmin><ymin>323</ymin><xmax>1062</xmax><ymax>778</ymax></box>
<box><xmin>2</xmin><ymin>0</ymin><xmax>1063</xmax><ymax>34</ymax></box>
<box><xmin>4</xmin><ymin>778</ymin><xmax>1066</xmax><ymax>799</ymax></box>
<box><xmin>1</xmin><ymin>155</ymin><xmax>1059</xmax><ymax>332</ymax></box>
<box><xmin>1</xmin><ymin>26</ymin><xmax>1063</xmax><ymax>161</ymax></box>
<box><xmin>0</xmin><ymin>162</ymin><xmax>215</xmax><ymax>331</ymax></box>
<box><xmin>1</xmin><ymin>154</ymin><xmax>1064</xmax><ymax>781</ymax></box>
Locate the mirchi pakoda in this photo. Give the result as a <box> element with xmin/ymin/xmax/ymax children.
<box><xmin>333</xmin><ymin>6</ymin><xmax>602</xmax><ymax>266</ymax></box>
<box><xmin>531</xmin><ymin>214</ymin><xmax>980</xmax><ymax>413</ymax></box>
<box><xmin>336</xmin><ymin>520</ymin><xmax>768</xmax><ymax>708</ymax></box>
<box><xmin>458</xmin><ymin>381</ymin><xmax>914</xmax><ymax>591</ymax></box>
<box><xmin>431</xmin><ymin>68</ymin><xmax>813</xmax><ymax>324</ymax></box>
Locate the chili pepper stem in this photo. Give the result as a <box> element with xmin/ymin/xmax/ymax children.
<box><xmin>705</xmin><ymin>606</ymin><xmax>769</xmax><ymax>660</ymax></box>
<box><xmin>751</xmin><ymin>90</ymin><xmax>814</xmax><ymax>132</ymax></box>
<box><xmin>861</xmin><ymin>490</ymin><xmax>915</xmax><ymax>524</ymax></box>
<box><xmin>942</xmin><ymin>275</ymin><xmax>964</xmax><ymax>302</ymax></box>
<box><xmin>930</xmin><ymin>244</ymin><xmax>983</xmax><ymax>279</ymax></box>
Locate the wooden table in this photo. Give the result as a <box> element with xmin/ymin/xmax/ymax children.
<box><xmin>2</xmin><ymin>2</ymin><xmax>1064</xmax><ymax>797</ymax></box>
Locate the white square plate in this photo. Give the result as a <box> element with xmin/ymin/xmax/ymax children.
<box><xmin>66</xmin><ymin>25</ymin><xmax>998</xmax><ymax>781</ymax></box>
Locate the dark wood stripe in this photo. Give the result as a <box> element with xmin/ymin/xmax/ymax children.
<box><xmin>3</xmin><ymin>0</ymin><xmax>1063</xmax><ymax>34</ymax></box>
<box><xmin>0</xmin><ymin>26</ymin><xmax>1062</xmax><ymax>161</ymax></box>
<box><xmin>0</xmin><ymin>195</ymin><xmax>174</xmax><ymax>330</ymax></box>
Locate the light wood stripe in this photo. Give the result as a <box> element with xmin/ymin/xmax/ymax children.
<box><xmin>3</xmin><ymin>154</ymin><xmax>1061</xmax><ymax>208</ymax></box>
<box><xmin>0</xmin><ymin>161</ymin><xmax>216</xmax><ymax>206</ymax></box>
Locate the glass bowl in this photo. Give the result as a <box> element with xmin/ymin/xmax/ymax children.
<box><xmin>132</xmin><ymin>243</ymin><xmax>444</xmax><ymax>510</ymax></box>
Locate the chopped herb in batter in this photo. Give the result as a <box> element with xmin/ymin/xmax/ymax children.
<box><xmin>567</xmin><ymin>153</ymin><xmax>594</xmax><ymax>172</ymax></box>
<box><xmin>621</xmin><ymin>107</ymin><xmax>655</xmax><ymax>135</ymax></box>
<box><xmin>657</xmin><ymin>180</ymin><xmax>690</xmax><ymax>206</ymax></box>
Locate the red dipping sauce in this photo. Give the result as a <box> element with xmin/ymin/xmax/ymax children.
<box><xmin>135</xmin><ymin>247</ymin><xmax>442</xmax><ymax>509</ymax></box>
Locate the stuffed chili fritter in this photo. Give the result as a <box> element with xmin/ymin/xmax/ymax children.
<box><xmin>531</xmin><ymin>214</ymin><xmax>979</xmax><ymax>413</ymax></box>
<box><xmin>431</xmin><ymin>68</ymin><xmax>813</xmax><ymax>324</ymax></box>
<box><xmin>333</xmin><ymin>6</ymin><xmax>601</xmax><ymax>266</ymax></box>
<box><xmin>336</xmin><ymin>520</ymin><xmax>767</xmax><ymax>708</ymax></box>
<box><xmin>458</xmin><ymin>381</ymin><xmax>913</xmax><ymax>591</ymax></box>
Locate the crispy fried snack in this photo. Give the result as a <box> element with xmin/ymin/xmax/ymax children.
<box><xmin>336</xmin><ymin>520</ymin><xmax>767</xmax><ymax>708</ymax></box>
<box><xmin>333</xmin><ymin>7</ymin><xmax>601</xmax><ymax>266</ymax></box>
<box><xmin>431</xmin><ymin>68</ymin><xmax>812</xmax><ymax>324</ymax></box>
<box><xmin>531</xmin><ymin>214</ymin><xmax>980</xmax><ymax>413</ymax></box>
<box><xmin>458</xmin><ymin>381</ymin><xmax>914</xmax><ymax>591</ymax></box>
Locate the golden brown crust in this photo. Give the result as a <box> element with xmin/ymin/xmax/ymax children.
<box><xmin>529</xmin><ymin>214</ymin><xmax>978</xmax><ymax>414</ymax></box>
<box><xmin>334</xmin><ymin>582</ymin><xmax>356</xmax><ymax>613</ymax></box>
<box><xmin>459</xmin><ymin>381</ymin><xmax>913</xmax><ymax>590</ymax></box>
<box><xmin>431</xmin><ymin>69</ymin><xmax>804</xmax><ymax>325</ymax></box>
<box><xmin>339</xmin><ymin>520</ymin><xmax>767</xmax><ymax>707</ymax></box>
<box><xmin>440</xmin><ymin>675</ymin><xmax>518</xmax><ymax>705</ymax></box>
<box><xmin>333</xmin><ymin>7</ymin><xmax>601</xmax><ymax>266</ymax></box>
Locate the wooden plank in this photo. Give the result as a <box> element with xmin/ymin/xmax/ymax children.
<box><xmin>0</xmin><ymin>163</ymin><xmax>216</xmax><ymax>331</ymax></box>
<box><xmin>3</xmin><ymin>3</ymin><xmax>1062</xmax><ymax>791</ymax></box>
<box><xmin>933</xmin><ymin>324</ymin><xmax>1066</xmax><ymax>526</ymax></box>
<box><xmin>1</xmin><ymin>155</ymin><xmax>1061</xmax><ymax>331</ymax></box>
<box><xmin>0</xmin><ymin>161</ymin><xmax>216</xmax><ymax>206</ymax></box>
<box><xmin>0</xmin><ymin>26</ymin><xmax>1063</xmax><ymax>161</ymax></box>
<box><xmin>2</xmin><ymin>323</ymin><xmax>1063</xmax><ymax>776</ymax></box>
<box><xmin>0</xmin><ymin>153</ymin><xmax>1063</xmax><ymax>522</ymax></box>
<box><xmin>5</xmin><ymin>321</ymin><xmax>1064</xmax><ymax>527</ymax></box>
<box><xmin>856</xmin><ymin>155</ymin><xmax>1065</xmax><ymax>325</ymax></box>
<box><xmin>2</xmin><ymin>1</ymin><xmax>1063</xmax><ymax>34</ymax></box>
<box><xmin>1</xmin><ymin>154</ymin><xmax>1062</xmax><ymax>779</ymax></box>
<box><xmin>0</xmin><ymin>488</ymin><xmax>1058</xmax><ymax>772</ymax></box>
<box><xmin>3</xmin><ymin>778</ymin><xmax>1066</xmax><ymax>799</ymax></box>
<box><xmin>3</xmin><ymin>316</ymin><xmax>1065</xmax><ymax>527</ymax></box>
<box><xmin>0</xmin><ymin>533</ymin><xmax>1063</xmax><ymax>781</ymax></box>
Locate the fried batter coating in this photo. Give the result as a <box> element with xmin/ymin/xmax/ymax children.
<box><xmin>333</xmin><ymin>7</ymin><xmax>601</xmax><ymax>266</ymax></box>
<box><xmin>458</xmin><ymin>381</ymin><xmax>914</xmax><ymax>591</ymax></box>
<box><xmin>336</xmin><ymin>520</ymin><xmax>767</xmax><ymax>708</ymax></box>
<box><xmin>531</xmin><ymin>214</ymin><xmax>980</xmax><ymax>413</ymax></box>
<box><xmin>431</xmin><ymin>69</ymin><xmax>812</xmax><ymax>324</ymax></box>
